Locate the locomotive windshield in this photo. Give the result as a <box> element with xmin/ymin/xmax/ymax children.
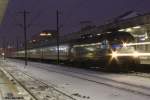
<box><xmin>106</xmin><ymin>31</ymin><xmax>134</xmax><ymax>49</ymax></box>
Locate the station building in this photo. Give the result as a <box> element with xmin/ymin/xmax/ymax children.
<box><xmin>28</xmin><ymin>30</ymin><xmax>57</xmax><ymax>48</ymax></box>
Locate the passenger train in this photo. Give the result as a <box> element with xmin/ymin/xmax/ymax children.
<box><xmin>10</xmin><ymin>31</ymin><xmax>140</xmax><ymax>71</ymax></box>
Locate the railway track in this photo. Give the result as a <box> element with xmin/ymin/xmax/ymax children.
<box><xmin>2</xmin><ymin>65</ymin><xmax>76</xmax><ymax>100</ymax></box>
<box><xmin>30</xmin><ymin>65</ymin><xmax>150</xmax><ymax>97</ymax></box>
<box><xmin>3</xmin><ymin>60</ymin><xmax>150</xmax><ymax>98</ymax></box>
<box><xmin>0</xmin><ymin>68</ymin><xmax>37</xmax><ymax>100</ymax></box>
<box><xmin>128</xmin><ymin>73</ymin><xmax>150</xmax><ymax>79</ymax></box>
<box><xmin>3</xmin><ymin>69</ymin><xmax>38</xmax><ymax>100</ymax></box>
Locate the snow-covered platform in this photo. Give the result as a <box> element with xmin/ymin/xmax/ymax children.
<box><xmin>0</xmin><ymin>70</ymin><xmax>20</xmax><ymax>99</ymax></box>
<box><xmin>1</xmin><ymin>59</ymin><xmax>150</xmax><ymax>100</ymax></box>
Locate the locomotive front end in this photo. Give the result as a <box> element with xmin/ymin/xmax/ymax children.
<box><xmin>105</xmin><ymin>31</ymin><xmax>140</xmax><ymax>67</ymax></box>
<box><xmin>110</xmin><ymin>43</ymin><xmax>140</xmax><ymax>65</ymax></box>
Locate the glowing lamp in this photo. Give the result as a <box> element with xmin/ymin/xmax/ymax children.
<box><xmin>1</xmin><ymin>53</ymin><xmax>5</xmax><ymax>56</ymax></box>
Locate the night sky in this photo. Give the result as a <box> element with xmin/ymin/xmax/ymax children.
<box><xmin>0</xmin><ymin>0</ymin><xmax>150</xmax><ymax>46</ymax></box>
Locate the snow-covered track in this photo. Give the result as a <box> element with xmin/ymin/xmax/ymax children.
<box><xmin>4</xmin><ymin>59</ymin><xmax>150</xmax><ymax>99</ymax></box>
<box><xmin>0</xmin><ymin>67</ymin><xmax>38</xmax><ymax>100</ymax></box>
<box><xmin>2</xmin><ymin>66</ymin><xmax>76</xmax><ymax>100</ymax></box>
<box><xmin>128</xmin><ymin>73</ymin><xmax>150</xmax><ymax>79</ymax></box>
<box><xmin>35</xmin><ymin>65</ymin><xmax>150</xmax><ymax>97</ymax></box>
<box><xmin>18</xmin><ymin>70</ymin><xmax>76</xmax><ymax>100</ymax></box>
<box><xmin>2</xmin><ymin>68</ymin><xmax>38</xmax><ymax>100</ymax></box>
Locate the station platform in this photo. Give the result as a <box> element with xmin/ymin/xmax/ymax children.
<box><xmin>0</xmin><ymin>69</ymin><xmax>23</xmax><ymax>99</ymax></box>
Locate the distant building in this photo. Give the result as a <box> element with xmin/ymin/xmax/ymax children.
<box><xmin>27</xmin><ymin>30</ymin><xmax>57</xmax><ymax>48</ymax></box>
<box><xmin>30</xmin><ymin>30</ymin><xmax>57</xmax><ymax>43</ymax></box>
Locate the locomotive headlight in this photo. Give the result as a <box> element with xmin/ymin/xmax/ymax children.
<box><xmin>123</xmin><ymin>43</ymin><xmax>127</xmax><ymax>47</ymax></box>
<box><xmin>111</xmin><ymin>51</ymin><xmax>118</xmax><ymax>58</ymax></box>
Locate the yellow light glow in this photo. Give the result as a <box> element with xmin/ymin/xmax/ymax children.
<box><xmin>123</xmin><ymin>43</ymin><xmax>127</xmax><ymax>47</ymax></box>
<box><xmin>110</xmin><ymin>52</ymin><xmax>150</xmax><ymax>57</ymax></box>
<box><xmin>109</xmin><ymin>51</ymin><xmax>119</xmax><ymax>63</ymax></box>
<box><xmin>40</xmin><ymin>32</ymin><xmax>52</xmax><ymax>36</ymax></box>
<box><xmin>47</xmin><ymin>33</ymin><xmax>52</xmax><ymax>36</ymax></box>
<box><xmin>111</xmin><ymin>51</ymin><xmax>118</xmax><ymax>58</ymax></box>
<box><xmin>126</xmin><ymin>28</ymin><xmax>132</xmax><ymax>32</ymax></box>
<box><xmin>133</xmin><ymin>26</ymin><xmax>141</xmax><ymax>29</ymax></box>
<box><xmin>40</xmin><ymin>33</ymin><xmax>46</xmax><ymax>36</ymax></box>
<box><xmin>118</xmin><ymin>29</ymin><xmax>125</xmax><ymax>32</ymax></box>
<box><xmin>124</xmin><ymin>42</ymin><xmax>150</xmax><ymax>46</ymax></box>
<box><xmin>135</xmin><ymin>53</ymin><xmax>150</xmax><ymax>56</ymax></box>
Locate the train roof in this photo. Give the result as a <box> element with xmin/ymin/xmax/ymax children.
<box><xmin>101</xmin><ymin>31</ymin><xmax>134</xmax><ymax>42</ymax></box>
<box><xmin>27</xmin><ymin>31</ymin><xmax>133</xmax><ymax>49</ymax></box>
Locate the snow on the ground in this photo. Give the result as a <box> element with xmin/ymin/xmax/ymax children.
<box><xmin>7</xmin><ymin>59</ymin><xmax>150</xmax><ymax>89</ymax></box>
<box><xmin>2</xmin><ymin>59</ymin><xmax>150</xmax><ymax>100</ymax></box>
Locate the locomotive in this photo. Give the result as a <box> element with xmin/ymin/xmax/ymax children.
<box><xmin>10</xmin><ymin>31</ymin><xmax>140</xmax><ymax>70</ymax></box>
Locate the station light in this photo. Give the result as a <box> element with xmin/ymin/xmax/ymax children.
<box><xmin>32</xmin><ymin>40</ymin><xmax>36</xmax><ymax>42</ymax></box>
<box><xmin>47</xmin><ymin>33</ymin><xmax>52</xmax><ymax>36</ymax></box>
<box><xmin>145</xmin><ymin>35</ymin><xmax>148</xmax><ymax>39</ymax></box>
<box><xmin>126</xmin><ymin>28</ymin><xmax>132</xmax><ymax>32</ymax></box>
<box><xmin>133</xmin><ymin>26</ymin><xmax>141</xmax><ymax>29</ymax></box>
<box><xmin>1</xmin><ymin>52</ymin><xmax>5</xmax><ymax>56</ymax></box>
<box><xmin>40</xmin><ymin>32</ymin><xmax>52</xmax><ymax>36</ymax></box>
<box><xmin>40</xmin><ymin>33</ymin><xmax>46</xmax><ymax>36</ymax></box>
<box><xmin>106</xmin><ymin>32</ymin><xmax>111</xmax><ymax>33</ymax></box>
<box><xmin>97</xmin><ymin>33</ymin><xmax>101</xmax><ymax>36</ymax></box>
<box><xmin>118</xmin><ymin>29</ymin><xmax>125</xmax><ymax>32</ymax></box>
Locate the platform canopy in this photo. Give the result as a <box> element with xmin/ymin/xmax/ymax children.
<box><xmin>0</xmin><ymin>0</ymin><xmax>9</xmax><ymax>23</ymax></box>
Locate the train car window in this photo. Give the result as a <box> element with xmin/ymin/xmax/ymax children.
<box><xmin>100</xmin><ymin>40</ymin><xmax>109</xmax><ymax>49</ymax></box>
<box><xmin>109</xmin><ymin>40</ymin><xmax>123</xmax><ymax>49</ymax></box>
